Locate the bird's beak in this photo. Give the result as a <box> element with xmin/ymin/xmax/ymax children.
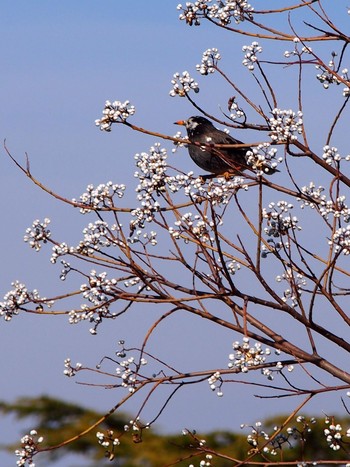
<box><xmin>174</xmin><ymin>120</ymin><xmax>186</xmax><ymax>126</ymax></box>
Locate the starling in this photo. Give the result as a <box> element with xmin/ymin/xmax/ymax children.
<box><xmin>175</xmin><ymin>116</ymin><xmax>276</xmax><ymax>178</ymax></box>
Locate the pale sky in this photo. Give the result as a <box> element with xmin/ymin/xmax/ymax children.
<box><xmin>1</xmin><ymin>2</ymin><xmax>349</xmax><ymax>466</ymax></box>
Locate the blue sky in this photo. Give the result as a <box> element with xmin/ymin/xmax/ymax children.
<box><xmin>1</xmin><ymin>1</ymin><xmax>350</xmax><ymax>466</ymax></box>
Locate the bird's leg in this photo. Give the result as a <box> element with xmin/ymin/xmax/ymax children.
<box><xmin>222</xmin><ymin>171</ymin><xmax>236</xmax><ymax>180</ymax></box>
<box><xmin>198</xmin><ymin>172</ymin><xmax>238</xmax><ymax>182</ymax></box>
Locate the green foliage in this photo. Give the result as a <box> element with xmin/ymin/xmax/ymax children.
<box><xmin>1</xmin><ymin>396</ymin><xmax>349</xmax><ymax>466</ymax></box>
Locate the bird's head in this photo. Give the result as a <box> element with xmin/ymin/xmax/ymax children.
<box><xmin>174</xmin><ymin>116</ymin><xmax>214</xmax><ymax>134</ymax></box>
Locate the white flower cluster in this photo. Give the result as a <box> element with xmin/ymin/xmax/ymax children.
<box><xmin>241</xmin><ymin>422</ymin><xmax>289</xmax><ymax>456</ymax></box>
<box><xmin>122</xmin><ymin>418</ymin><xmax>145</xmax><ymax>439</ymax></box>
<box><xmin>228</xmin><ymin>337</ymin><xmax>271</xmax><ymax>373</ymax></box>
<box><xmin>261</xmin><ymin>359</ymin><xmax>294</xmax><ymax>381</ymax></box>
<box><xmin>128</xmin><ymin>202</ymin><xmax>159</xmax><ymax>238</ymax></box>
<box><xmin>187</xmin><ymin>176</ymin><xmax>247</xmax><ymax>204</ymax></box>
<box><xmin>322</xmin><ymin>145</ymin><xmax>339</xmax><ymax>164</ymax></box>
<box><xmin>228</xmin><ymin>97</ymin><xmax>245</xmax><ymax>121</ymax></box>
<box><xmin>124</xmin><ymin>275</ymin><xmax>141</xmax><ymax>288</ymax></box>
<box><xmin>342</xmin><ymin>68</ymin><xmax>350</xmax><ymax>96</ymax></box>
<box><xmin>177</xmin><ymin>1</ymin><xmax>254</xmax><ymax>26</ymax></box>
<box><xmin>261</xmin><ymin>241</ymin><xmax>283</xmax><ymax>259</ymax></box>
<box><xmin>261</xmin><ymin>362</ymin><xmax>277</xmax><ymax>381</ymax></box>
<box><xmin>226</xmin><ymin>259</ymin><xmax>240</xmax><ymax>275</ymax></box>
<box><xmin>135</xmin><ymin>144</ymin><xmax>168</xmax><ymax>197</ymax></box>
<box><xmin>0</xmin><ymin>281</ymin><xmax>53</xmax><ymax>322</ymax></box>
<box><xmin>244</xmin><ymin>418</ymin><xmax>320</xmax><ymax>457</ymax></box>
<box><xmin>75</xmin><ymin>270</ymin><xmax>118</xmax><ymax>333</ymax></box>
<box><xmin>316</xmin><ymin>57</ymin><xmax>350</xmax><ymax>96</ymax></box>
<box><xmin>196</xmin><ymin>48</ymin><xmax>221</xmax><ymax>75</ymax></box>
<box><xmin>276</xmin><ymin>269</ymin><xmax>306</xmax><ymax>307</ymax></box>
<box><xmin>115</xmin><ymin>355</ymin><xmax>147</xmax><ymax>393</ymax></box>
<box><xmin>331</xmin><ymin>225</ymin><xmax>350</xmax><ymax>255</ymax></box>
<box><xmin>24</xmin><ymin>218</ymin><xmax>51</xmax><ymax>252</ymax></box>
<box><xmin>58</xmin><ymin>260</ymin><xmax>71</xmax><ymax>282</ymax></box>
<box><xmin>242</xmin><ymin>41</ymin><xmax>262</xmax><ymax>71</ymax></box>
<box><xmin>246</xmin><ymin>143</ymin><xmax>280</xmax><ymax>175</ymax></box>
<box><xmin>169</xmin><ymin>212</ymin><xmax>214</xmax><ymax>243</ymax></box>
<box><xmin>208</xmin><ymin>371</ymin><xmax>223</xmax><ymax>397</ymax></box>
<box><xmin>74</xmin><ymin>182</ymin><xmax>126</xmax><ymax>214</ymax></box>
<box><xmin>0</xmin><ymin>281</ymin><xmax>29</xmax><ymax>321</ymax></box>
<box><xmin>201</xmin><ymin>176</ymin><xmax>248</xmax><ymax>204</ymax></box>
<box><xmin>269</xmin><ymin>108</ymin><xmax>303</xmax><ymax>142</ymax></box>
<box><xmin>130</xmin><ymin>144</ymin><xmax>167</xmax><ymax>235</ymax></box>
<box><xmin>177</xmin><ymin>1</ymin><xmax>210</xmax><ymax>26</ymax></box>
<box><xmin>129</xmin><ymin>230</ymin><xmax>158</xmax><ymax>247</ymax></box>
<box><xmin>67</xmin><ymin>270</ymin><xmax>124</xmax><ymax>331</ymax></box>
<box><xmin>172</xmin><ymin>174</ymin><xmax>248</xmax><ymax>211</ymax></box>
<box><xmin>323</xmin><ymin>196</ymin><xmax>350</xmax><ymax>222</ymax></box>
<box><xmin>181</xmin><ymin>428</ymin><xmax>207</xmax><ymax>450</ymax></box>
<box><xmin>244</xmin><ymin>421</ymin><xmax>275</xmax><ymax>454</ymax></box>
<box><xmin>171</xmin><ymin>130</ymin><xmax>187</xmax><ymax>153</ymax></box>
<box><xmin>63</xmin><ymin>358</ymin><xmax>82</xmax><ymax>377</ymax></box>
<box><xmin>299</xmin><ymin>187</ymin><xmax>350</xmax><ymax>222</ymax></box>
<box><xmin>80</xmin><ymin>221</ymin><xmax>112</xmax><ymax>251</ymax></box>
<box><xmin>95</xmin><ymin>100</ymin><xmax>135</xmax><ymax>131</ymax></box>
<box><xmin>286</xmin><ymin>416</ymin><xmax>316</xmax><ymax>440</ymax></box>
<box><xmin>324</xmin><ymin>418</ymin><xmax>344</xmax><ymax>451</ymax></box>
<box><xmin>189</xmin><ymin>454</ymin><xmax>213</xmax><ymax>467</ymax></box>
<box><xmin>96</xmin><ymin>430</ymin><xmax>120</xmax><ymax>448</ymax></box>
<box><xmin>298</xmin><ymin>182</ymin><xmax>326</xmax><ymax>209</ymax></box>
<box><xmin>284</xmin><ymin>38</ymin><xmax>312</xmax><ymax>58</ymax></box>
<box><xmin>15</xmin><ymin>430</ymin><xmax>43</xmax><ymax>467</ymax></box>
<box><xmin>263</xmin><ymin>201</ymin><xmax>301</xmax><ymax>238</ymax></box>
<box><xmin>322</xmin><ymin>145</ymin><xmax>350</xmax><ymax>165</ymax></box>
<box><xmin>86</xmin><ymin>270</ymin><xmax>117</xmax><ymax>295</ymax></box>
<box><xmin>67</xmin><ymin>307</ymin><xmax>96</xmax><ymax>329</ymax></box>
<box><xmin>50</xmin><ymin>243</ymin><xmax>71</xmax><ymax>264</ymax></box>
<box><xmin>214</xmin><ymin>0</ymin><xmax>253</xmax><ymax>24</ymax></box>
<box><xmin>169</xmin><ymin>71</ymin><xmax>199</xmax><ymax>97</ymax></box>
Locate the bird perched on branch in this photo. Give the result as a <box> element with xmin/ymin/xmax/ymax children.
<box><xmin>175</xmin><ymin>116</ymin><xmax>277</xmax><ymax>179</ymax></box>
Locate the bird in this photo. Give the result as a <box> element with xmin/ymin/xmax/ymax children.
<box><xmin>174</xmin><ymin>116</ymin><xmax>277</xmax><ymax>179</ymax></box>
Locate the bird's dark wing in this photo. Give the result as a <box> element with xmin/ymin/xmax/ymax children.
<box><xmin>205</xmin><ymin>129</ymin><xmax>250</xmax><ymax>172</ymax></box>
